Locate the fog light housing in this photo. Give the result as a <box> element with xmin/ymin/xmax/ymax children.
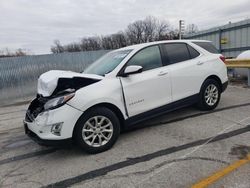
<box><xmin>51</xmin><ymin>123</ymin><xmax>63</xmax><ymax>136</ymax></box>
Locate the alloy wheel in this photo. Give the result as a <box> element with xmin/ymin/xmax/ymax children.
<box><xmin>82</xmin><ymin>116</ymin><xmax>113</xmax><ymax>147</ymax></box>
<box><xmin>204</xmin><ymin>84</ymin><xmax>219</xmax><ymax>106</ymax></box>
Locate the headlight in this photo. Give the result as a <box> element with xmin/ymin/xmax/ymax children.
<box><xmin>44</xmin><ymin>93</ymin><xmax>75</xmax><ymax>110</ymax></box>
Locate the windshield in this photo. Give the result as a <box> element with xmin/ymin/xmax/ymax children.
<box><xmin>84</xmin><ymin>50</ymin><xmax>132</xmax><ymax>76</ymax></box>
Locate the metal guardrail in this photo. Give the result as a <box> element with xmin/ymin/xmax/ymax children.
<box><xmin>225</xmin><ymin>59</ymin><xmax>250</xmax><ymax>68</ymax></box>
<box><xmin>225</xmin><ymin>59</ymin><xmax>250</xmax><ymax>86</ymax></box>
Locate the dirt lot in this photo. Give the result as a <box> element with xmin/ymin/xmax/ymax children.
<box><xmin>0</xmin><ymin>85</ymin><xmax>250</xmax><ymax>188</ymax></box>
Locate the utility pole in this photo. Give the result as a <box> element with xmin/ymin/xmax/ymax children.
<box><xmin>179</xmin><ymin>20</ymin><xmax>185</xmax><ymax>39</ymax></box>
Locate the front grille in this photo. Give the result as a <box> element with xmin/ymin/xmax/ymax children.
<box><xmin>25</xmin><ymin>110</ymin><xmax>34</xmax><ymax>122</ymax></box>
<box><xmin>25</xmin><ymin>96</ymin><xmax>48</xmax><ymax>122</ymax></box>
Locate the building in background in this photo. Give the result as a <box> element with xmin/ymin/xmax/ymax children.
<box><xmin>185</xmin><ymin>19</ymin><xmax>250</xmax><ymax>58</ymax></box>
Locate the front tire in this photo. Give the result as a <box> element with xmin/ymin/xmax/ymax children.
<box><xmin>74</xmin><ymin>107</ymin><xmax>120</xmax><ymax>154</ymax></box>
<box><xmin>197</xmin><ymin>79</ymin><xmax>221</xmax><ymax>111</ymax></box>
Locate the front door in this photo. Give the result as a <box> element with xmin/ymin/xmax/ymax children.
<box><xmin>120</xmin><ymin>45</ymin><xmax>172</xmax><ymax>117</ymax></box>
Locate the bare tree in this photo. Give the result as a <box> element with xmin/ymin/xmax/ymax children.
<box><xmin>155</xmin><ymin>19</ymin><xmax>170</xmax><ymax>40</ymax></box>
<box><xmin>126</xmin><ymin>20</ymin><xmax>145</xmax><ymax>45</ymax></box>
<box><xmin>101</xmin><ymin>36</ymin><xmax>115</xmax><ymax>50</ymax></box>
<box><xmin>168</xmin><ymin>30</ymin><xmax>179</xmax><ymax>39</ymax></box>
<box><xmin>186</xmin><ymin>24</ymin><xmax>199</xmax><ymax>34</ymax></box>
<box><xmin>126</xmin><ymin>16</ymin><xmax>171</xmax><ymax>44</ymax></box>
<box><xmin>111</xmin><ymin>32</ymin><xmax>127</xmax><ymax>48</ymax></box>
<box><xmin>15</xmin><ymin>48</ymin><xmax>28</xmax><ymax>56</ymax></box>
<box><xmin>50</xmin><ymin>16</ymin><xmax>188</xmax><ymax>53</ymax></box>
<box><xmin>51</xmin><ymin>40</ymin><xmax>64</xmax><ymax>53</ymax></box>
<box><xmin>80</xmin><ymin>37</ymin><xmax>102</xmax><ymax>51</ymax></box>
<box><xmin>65</xmin><ymin>43</ymin><xmax>81</xmax><ymax>52</ymax></box>
<box><xmin>0</xmin><ymin>48</ymin><xmax>28</xmax><ymax>58</ymax></box>
<box><xmin>143</xmin><ymin>16</ymin><xmax>157</xmax><ymax>42</ymax></box>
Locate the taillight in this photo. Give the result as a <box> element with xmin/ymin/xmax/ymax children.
<box><xmin>219</xmin><ymin>56</ymin><xmax>226</xmax><ymax>63</ymax></box>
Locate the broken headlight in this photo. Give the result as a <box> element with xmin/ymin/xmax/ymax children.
<box><xmin>44</xmin><ymin>93</ymin><xmax>75</xmax><ymax>110</ymax></box>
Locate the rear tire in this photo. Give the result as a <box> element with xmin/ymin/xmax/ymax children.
<box><xmin>74</xmin><ymin>107</ymin><xmax>120</xmax><ymax>154</ymax></box>
<box><xmin>197</xmin><ymin>79</ymin><xmax>221</xmax><ymax>111</ymax></box>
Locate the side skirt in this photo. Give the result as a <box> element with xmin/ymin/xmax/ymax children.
<box><xmin>124</xmin><ymin>94</ymin><xmax>199</xmax><ymax>127</ymax></box>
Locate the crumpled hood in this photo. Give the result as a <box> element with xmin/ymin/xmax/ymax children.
<box><xmin>37</xmin><ymin>70</ymin><xmax>103</xmax><ymax>97</ymax></box>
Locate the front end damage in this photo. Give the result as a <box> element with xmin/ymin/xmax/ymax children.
<box><xmin>24</xmin><ymin>102</ymin><xmax>82</xmax><ymax>146</ymax></box>
<box><xmin>24</xmin><ymin>70</ymin><xmax>103</xmax><ymax>145</ymax></box>
<box><xmin>25</xmin><ymin>95</ymin><xmax>48</xmax><ymax>123</ymax></box>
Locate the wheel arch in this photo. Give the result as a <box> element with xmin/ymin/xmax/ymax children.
<box><xmin>72</xmin><ymin>102</ymin><xmax>125</xmax><ymax>139</ymax></box>
<box><xmin>203</xmin><ymin>75</ymin><xmax>222</xmax><ymax>91</ymax></box>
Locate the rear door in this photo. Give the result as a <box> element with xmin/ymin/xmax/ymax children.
<box><xmin>120</xmin><ymin>45</ymin><xmax>172</xmax><ymax>117</ymax></box>
<box><xmin>161</xmin><ymin>43</ymin><xmax>204</xmax><ymax>101</ymax></box>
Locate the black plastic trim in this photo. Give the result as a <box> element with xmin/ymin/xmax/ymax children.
<box><xmin>125</xmin><ymin>94</ymin><xmax>199</xmax><ymax>127</ymax></box>
<box><xmin>119</xmin><ymin>77</ymin><xmax>129</xmax><ymax>117</ymax></box>
<box><xmin>24</xmin><ymin>123</ymin><xmax>72</xmax><ymax>147</ymax></box>
<box><xmin>222</xmin><ymin>81</ymin><xmax>228</xmax><ymax>93</ymax></box>
<box><xmin>52</xmin><ymin>77</ymin><xmax>100</xmax><ymax>96</ymax></box>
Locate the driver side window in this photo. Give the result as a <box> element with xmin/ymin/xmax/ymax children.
<box><xmin>126</xmin><ymin>46</ymin><xmax>162</xmax><ymax>71</ymax></box>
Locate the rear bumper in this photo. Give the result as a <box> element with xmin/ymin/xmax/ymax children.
<box><xmin>24</xmin><ymin>122</ymin><xmax>72</xmax><ymax>147</ymax></box>
<box><xmin>222</xmin><ymin>81</ymin><xmax>228</xmax><ymax>92</ymax></box>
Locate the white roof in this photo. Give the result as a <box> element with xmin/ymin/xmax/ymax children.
<box><xmin>115</xmin><ymin>40</ymin><xmax>211</xmax><ymax>51</ymax></box>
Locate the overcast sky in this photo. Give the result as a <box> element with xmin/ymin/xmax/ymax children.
<box><xmin>0</xmin><ymin>0</ymin><xmax>250</xmax><ymax>54</ymax></box>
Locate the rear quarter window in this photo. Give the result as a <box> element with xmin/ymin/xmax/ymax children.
<box><xmin>187</xmin><ymin>45</ymin><xmax>200</xmax><ymax>58</ymax></box>
<box><xmin>193</xmin><ymin>42</ymin><xmax>219</xmax><ymax>54</ymax></box>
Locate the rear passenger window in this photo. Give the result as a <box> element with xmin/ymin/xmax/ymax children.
<box><xmin>163</xmin><ymin>43</ymin><xmax>190</xmax><ymax>64</ymax></box>
<box><xmin>187</xmin><ymin>45</ymin><xmax>200</xmax><ymax>58</ymax></box>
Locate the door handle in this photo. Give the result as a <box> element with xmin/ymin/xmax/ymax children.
<box><xmin>158</xmin><ymin>71</ymin><xmax>168</xmax><ymax>76</ymax></box>
<box><xmin>197</xmin><ymin>61</ymin><xmax>204</xmax><ymax>65</ymax></box>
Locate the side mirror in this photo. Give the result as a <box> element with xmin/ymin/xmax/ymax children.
<box><xmin>121</xmin><ymin>65</ymin><xmax>143</xmax><ymax>77</ymax></box>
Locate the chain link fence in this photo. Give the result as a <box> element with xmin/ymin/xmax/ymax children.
<box><xmin>0</xmin><ymin>50</ymin><xmax>110</xmax><ymax>105</ymax></box>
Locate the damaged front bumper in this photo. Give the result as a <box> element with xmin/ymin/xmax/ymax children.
<box><xmin>23</xmin><ymin>70</ymin><xmax>103</xmax><ymax>146</ymax></box>
<box><xmin>24</xmin><ymin>123</ymin><xmax>72</xmax><ymax>146</ymax></box>
<box><xmin>24</xmin><ymin>100</ymin><xmax>83</xmax><ymax>145</ymax></box>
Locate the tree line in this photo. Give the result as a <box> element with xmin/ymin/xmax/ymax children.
<box><xmin>51</xmin><ymin>16</ymin><xmax>196</xmax><ymax>53</ymax></box>
<box><xmin>0</xmin><ymin>48</ymin><xmax>28</xmax><ymax>58</ymax></box>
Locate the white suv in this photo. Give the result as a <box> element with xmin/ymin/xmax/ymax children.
<box><xmin>24</xmin><ymin>40</ymin><xmax>228</xmax><ymax>153</ymax></box>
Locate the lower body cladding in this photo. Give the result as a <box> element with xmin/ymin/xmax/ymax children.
<box><xmin>24</xmin><ymin>104</ymin><xmax>83</xmax><ymax>146</ymax></box>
